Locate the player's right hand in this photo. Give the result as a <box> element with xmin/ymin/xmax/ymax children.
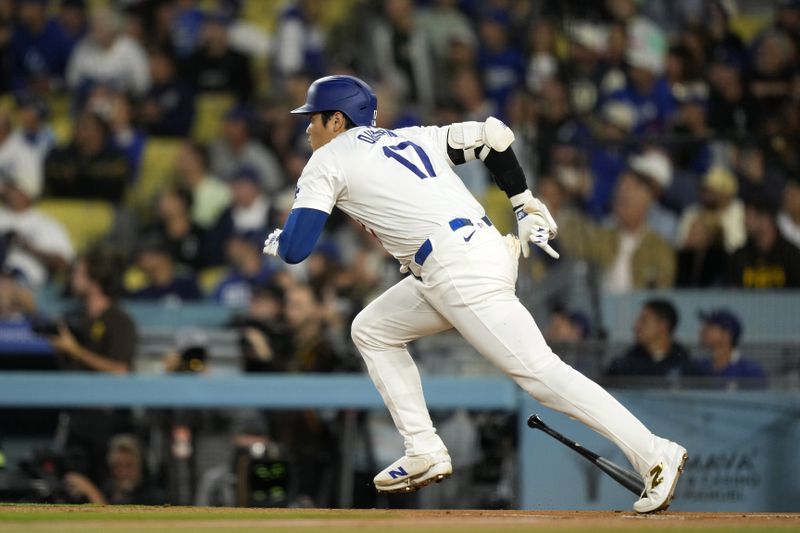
<box><xmin>262</xmin><ymin>229</ymin><xmax>282</xmax><ymax>256</ymax></box>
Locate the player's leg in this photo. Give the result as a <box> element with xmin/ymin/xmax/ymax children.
<box><xmin>351</xmin><ymin>275</ymin><xmax>454</xmax><ymax>492</ymax></box>
<box><xmin>422</xmin><ymin>231</ymin><xmax>684</xmax><ymax>507</ymax></box>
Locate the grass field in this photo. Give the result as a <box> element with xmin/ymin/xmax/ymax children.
<box><xmin>1</xmin><ymin>505</ymin><xmax>799</xmax><ymax>533</ymax></box>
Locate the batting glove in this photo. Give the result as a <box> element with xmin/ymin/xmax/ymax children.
<box><xmin>262</xmin><ymin>229</ymin><xmax>282</xmax><ymax>256</ymax></box>
<box><xmin>510</xmin><ymin>190</ymin><xmax>559</xmax><ymax>260</ymax></box>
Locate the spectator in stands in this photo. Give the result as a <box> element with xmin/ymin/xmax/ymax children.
<box><xmin>525</xmin><ymin>18</ymin><xmax>558</xmax><ymax>96</ymax></box>
<box><xmin>234</xmin><ymin>284</ymin><xmax>292</xmax><ymax>373</ymax></box>
<box><xmin>627</xmin><ymin>149</ymin><xmax>678</xmax><ymax>244</ymax></box>
<box><xmin>64</xmin><ymin>434</ymin><xmax>166</xmax><ymax>505</ymax></box>
<box><xmin>608</xmin><ymin>17</ymin><xmax>675</xmax><ymax>134</ymax></box>
<box><xmin>147</xmin><ymin>187</ymin><xmax>206</xmax><ymax>271</ymax></box>
<box><xmin>56</xmin><ymin>0</ymin><xmax>88</xmax><ymax>51</ymax></box>
<box><xmin>209</xmin><ymin>106</ymin><xmax>285</xmax><ymax>194</ymax></box>
<box><xmin>371</xmin><ymin>0</ymin><xmax>435</xmax><ymax>114</ymax></box>
<box><xmin>14</xmin><ymin>93</ymin><xmax>55</xmax><ymax>159</ymax></box>
<box><xmin>45</xmin><ymin>109</ymin><xmax>131</xmax><ymax>203</ymax></box>
<box><xmin>284</xmin><ymin>283</ymin><xmax>350</xmax><ymax>373</ymax></box>
<box><xmin>417</xmin><ymin>0</ymin><xmax>475</xmax><ymax>71</ymax></box>
<box><xmin>747</xmin><ymin>30</ymin><xmax>795</xmax><ymax>135</ymax></box>
<box><xmin>734</xmin><ymin>143</ymin><xmax>786</xmax><ymax>211</ymax></box>
<box><xmin>66</xmin><ymin>8</ymin><xmax>150</xmax><ymax>97</ymax></box>
<box><xmin>183</xmin><ymin>11</ymin><xmax>253</xmax><ymax>102</ymax></box>
<box><xmin>176</xmin><ymin>141</ymin><xmax>231</xmax><ymax>229</ymax></box>
<box><xmin>586</xmin><ymin>167</ymin><xmax>676</xmax><ymax>292</ymax></box>
<box><xmin>207</xmin><ymin>166</ymin><xmax>277</xmax><ymax>266</ymax></box>
<box><xmin>476</xmin><ymin>10</ymin><xmax>524</xmax><ymax>121</ymax></box>
<box><xmin>585</xmin><ymin>100</ymin><xmax>636</xmax><ymax>220</ymax></box>
<box><xmin>104</xmin><ymin>90</ymin><xmax>147</xmax><ymax>181</ymax></box>
<box><xmin>705</xmin><ymin>0</ymin><xmax>747</xmax><ymax>68</ymax></box>
<box><xmin>196</xmin><ymin>411</ymin><xmax>292</xmax><ymax>507</ymax></box>
<box><xmin>676</xmin><ymin>167</ymin><xmax>745</xmax><ymax>287</ymax></box>
<box><xmin>706</xmin><ymin>48</ymin><xmax>754</xmax><ymax>136</ymax></box>
<box><xmin>213</xmin><ymin>230</ymin><xmax>278</xmax><ymax>308</ymax></box>
<box><xmin>130</xmin><ymin>237</ymin><xmax>202</xmax><ymax>302</ymax></box>
<box><xmin>0</xmin><ymin>110</ymin><xmax>43</xmax><ymax>199</ymax></box>
<box><xmin>140</xmin><ymin>48</ymin><xmax>195</xmax><ymax>138</ymax></box>
<box><xmin>450</xmin><ymin>66</ymin><xmax>495</xmax><ymax>123</ymax></box>
<box><xmin>696</xmin><ymin>309</ymin><xmax>767</xmax><ymax>385</ymax></box>
<box><xmin>727</xmin><ymin>194</ymin><xmax>800</xmax><ymax>288</ymax></box>
<box><xmin>606</xmin><ymin>299</ymin><xmax>697</xmax><ymax>378</ymax></box>
<box><xmin>172</xmin><ymin>0</ymin><xmax>205</xmax><ymax>58</ymax></box>
<box><xmin>534</xmin><ymin>77</ymin><xmax>584</xmax><ymax>177</ymax></box>
<box><xmin>777</xmin><ymin>177</ymin><xmax>800</xmax><ymax>249</ymax></box>
<box><xmin>0</xmin><ymin>164</ymin><xmax>74</xmax><ymax>287</ymax></box>
<box><xmin>10</xmin><ymin>0</ymin><xmax>73</xmax><ymax>92</ymax></box>
<box><xmin>544</xmin><ymin>308</ymin><xmax>591</xmax><ymax>342</ymax></box>
<box><xmin>272</xmin><ymin>0</ymin><xmax>326</xmax><ymax>80</ymax></box>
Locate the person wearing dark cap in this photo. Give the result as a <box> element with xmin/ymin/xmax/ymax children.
<box><xmin>726</xmin><ymin>194</ymin><xmax>800</xmax><ymax>288</ymax></box>
<box><xmin>208</xmin><ymin>105</ymin><xmax>285</xmax><ymax>194</ymax></box>
<box><xmin>15</xmin><ymin>93</ymin><xmax>55</xmax><ymax>158</ymax></box>
<box><xmin>213</xmin><ymin>230</ymin><xmax>279</xmax><ymax>308</ymax></box>
<box><xmin>696</xmin><ymin>309</ymin><xmax>766</xmax><ymax>385</ymax></box>
<box><xmin>129</xmin><ymin>236</ymin><xmax>203</xmax><ymax>302</ymax></box>
<box><xmin>206</xmin><ymin>165</ymin><xmax>278</xmax><ymax>266</ymax></box>
<box><xmin>606</xmin><ymin>299</ymin><xmax>697</xmax><ymax>379</ymax></box>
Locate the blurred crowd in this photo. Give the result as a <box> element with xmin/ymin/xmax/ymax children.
<box><xmin>1</xmin><ymin>0</ymin><xmax>799</xmax><ymax>510</ymax></box>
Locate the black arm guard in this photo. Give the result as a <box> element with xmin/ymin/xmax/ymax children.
<box><xmin>483</xmin><ymin>146</ymin><xmax>527</xmax><ymax>198</ymax></box>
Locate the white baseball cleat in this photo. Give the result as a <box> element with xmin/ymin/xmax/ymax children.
<box><xmin>634</xmin><ymin>440</ymin><xmax>688</xmax><ymax>514</ymax></box>
<box><xmin>374</xmin><ymin>448</ymin><xmax>452</xmax><ymax>494</ymax></box>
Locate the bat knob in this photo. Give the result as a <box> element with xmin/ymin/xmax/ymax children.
<box><xmin>527</xmin><ymin>414</ymin><xmax>545</xmax><ymax>429</ymax></box>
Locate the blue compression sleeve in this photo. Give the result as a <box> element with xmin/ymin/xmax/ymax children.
<box><xmin>278</xmin><ymin>207</ymin><xmax>329</xmax><ymax>264</ymax></box>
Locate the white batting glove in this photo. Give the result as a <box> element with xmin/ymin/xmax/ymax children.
<box><xmin>262</xmin><ymin>229</ymin><xmax>282</xmax><ymax>256</ymax></box>
<box><xmin>511</xmin><ymin>190</ymin><xmax>559</xmax><ymax>260</ymax></box>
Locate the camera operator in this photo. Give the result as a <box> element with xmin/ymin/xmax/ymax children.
<box><xmin>51</xmin><ymin>247</ymin><xmax>136</xmax><ymax>373</ymax></box>
<box><xmin>195</xmin><ymin>411</ymin><xmax>293</xmax><ymax>507</ymax></box>
<box><xmin>63</xmin><ymin>434</ymin><xmax>166</xmax><ymax>505</ymax></box>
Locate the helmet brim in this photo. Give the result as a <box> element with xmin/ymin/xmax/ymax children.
<box><xmin>290</xmin><ymin>104</ymin><xmax>314</xmax><ymax>115</ymax></box>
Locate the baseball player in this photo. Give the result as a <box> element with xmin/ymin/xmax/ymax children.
<box><xmin>263</xmin><ymin>75</ymin><xmax>687</xmax><ymax>513</ymax></box>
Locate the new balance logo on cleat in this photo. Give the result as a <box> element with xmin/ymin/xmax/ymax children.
<box><xmin>649</xmin><ymin>464</ymin><xmax>664</xmax><ymax>489</ymax></box>
<box><xmin>388</xmin><ymin>466</ymin><xmax>409</xmax><ymax>479</ymax></box>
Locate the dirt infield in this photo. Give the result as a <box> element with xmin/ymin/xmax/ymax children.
<box><xmin>0</xmin><ymin>505</ymin><xmax>799</xmax><ymax>533</ymax></box>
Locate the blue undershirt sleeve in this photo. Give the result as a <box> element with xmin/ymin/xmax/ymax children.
<box><xmin>277</xmin><ymin>207</ymin><xmax>329</xmax><ymax>264</ymax></box>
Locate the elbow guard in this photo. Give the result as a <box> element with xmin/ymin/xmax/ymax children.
<box><xmin>446</xmin><ymin>116</ymin><xmax>516</xmax><ymax>165</ymax></box>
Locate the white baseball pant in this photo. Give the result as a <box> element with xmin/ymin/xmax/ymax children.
<box><xmin>351</xmin><ymin>219</ymin><xmax>664</xmax><ymax>476</ymax></box>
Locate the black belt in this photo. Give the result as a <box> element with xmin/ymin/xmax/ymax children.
<box><xmin>413</xmin><ymin>216</ymin><xmax>492</xmax><ymax>267</ymax></box>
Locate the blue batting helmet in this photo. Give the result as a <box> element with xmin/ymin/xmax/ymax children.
<box><xmin>291</xmin><ymin>75</ymin><xmax>377</xmax><ymax>127</ymax></box>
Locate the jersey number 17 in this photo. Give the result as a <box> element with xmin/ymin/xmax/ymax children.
<box><xmin>383</xmin><ymin>140</ymin><xmax>436</xmax><ymax>179</ymax></box>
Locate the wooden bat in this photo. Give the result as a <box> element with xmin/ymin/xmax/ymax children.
<box><xmin>527</xmin><ymin>414</ymin><xmax>645</xmax><ymax>496</ymax></box>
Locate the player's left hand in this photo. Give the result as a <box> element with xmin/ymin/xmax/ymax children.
<box><xmin>514</xmin><ymin>193</ymin><xmax>559</xmax><ymax>260</ymax></box>
<box><xmin>262</xmin><ymin>229</ymin><xmax>282</xmax><ymax>256</ymax></box>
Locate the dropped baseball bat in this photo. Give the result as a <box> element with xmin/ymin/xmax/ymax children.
<box><xmin>527</xmin><ymin>414</ymin><xmax>644</xmax><ymax>496</ymax></box>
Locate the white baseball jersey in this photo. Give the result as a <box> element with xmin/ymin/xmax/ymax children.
<box><xmin>291</xmin><ymin>125</ymin><xmax>487</xmax><ymax>265</ymax></box>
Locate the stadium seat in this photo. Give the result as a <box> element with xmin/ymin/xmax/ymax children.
<box><xmin>37</xmin><ymin>199</ymin><xmax>115</xmax><ymax>253</ymax></box>
<box><xmin>191</xmin><ymin>93</ymin><xmax>236</xmax><ymax>144</ymax></box>
<box><xmin>127</xmin><ymin>137</ymin><xmax>183</xmax><ymax>221</ymax></box>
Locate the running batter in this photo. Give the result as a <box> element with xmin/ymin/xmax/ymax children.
<box><xmin>262</xmin><ymin>75</ymin><xmax>687</xmax><ymax>513</ymax></box>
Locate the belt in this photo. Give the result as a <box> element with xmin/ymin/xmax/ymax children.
<box><xmin>413</xmin><ymin>215</ymin><xmax>493</xmax><ymax>268</ymax></box>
